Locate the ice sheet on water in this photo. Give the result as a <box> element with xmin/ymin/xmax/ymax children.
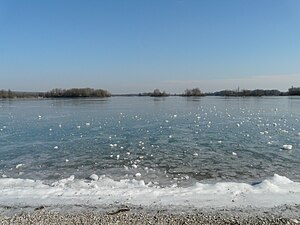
<box><xmin>0</xmin><ymin>174</ymin><xmax>300</xmax><ymax>208</ymax></box>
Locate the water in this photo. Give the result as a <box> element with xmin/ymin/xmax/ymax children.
<box><xmin>1</xmin><ymin>96</ymin><xmax>300</xmax><ymax>187</ymax></box>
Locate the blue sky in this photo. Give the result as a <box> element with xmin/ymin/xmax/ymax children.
<box><xmin>1</xmin><ymin>0</ymin><xmax>300</xmax><ymax>93</ymax></box>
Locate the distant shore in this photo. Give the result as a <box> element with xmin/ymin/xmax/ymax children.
<box><xmin>1</xmin><ymin>86</ymin><xmax>300</xmax><ymax>99</ymax></box>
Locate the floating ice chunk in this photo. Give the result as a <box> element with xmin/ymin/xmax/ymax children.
<box><xmin>85</xmin><ymin>122</ymin><xmax>90</xmax><ymax>126</ymax></box>
<box><xmin>135</xmin><ymin>173</ymin><xmax>141</xmax><ymax>177</ymax></box>
<box><xmin>16</xmin><ymin>164</ymin><xmax>23</xmax><ymax>169</ymax></box>
<box><xmin>282</xmin><ymin>145</ymin><xmax>293</xmax><ymax>150</ymax></box>
<box><xmin>65</xmin><ymin>159</ymin><xmax>69</xmax><ymax>162</ymax></box>
<box><xmin>116</xmin><ymin>155</ymin><xmax>120</xmax><ymax>160</ymax></box>
<box><xmin>298</xmin><ymin>133</ymin><xmax>300</xmax><ymax>136</ymax></box>
<box><xmin>168</xmin><ymin>135</ymin><xmax>172</xmax><ymax>138</ymax></box>
<box><xmin>2</xmin><ymin>174</ymin><xmax>7</xmax><ymax>178</ymax></box>
<box><xmin>236</xmin><ymin>123</ymin><xmax>240</xmax><ymax>127</ymax></box>
<box><xmin>54</xmin><ymin>146</ymin><xmax>59</xmax><ymax>149</ymax></box>
<box><xmin>232</xmin><ymin>152</ymin><xmax>237</xmax><ymax>156</ymax></box>
<box><xmin>260</xmin><ymin>132</ymin><xmax>264</xmax><ymax>135</ymax></box>
<box><xmin>49</xmin><ymin>128</ymin><xmax>52</xmax><ymax>131</ymax></box>
<box><xmin>126</xmin><ymin>152</ymin><xmax>130</xmax><ymax>155</ymax></box>
<box><xmin>89</xmin><ymin>174</ymin><xmax>99</xmax><ymax>181</ymax></box>
<box><xmin>267</xmin><ymin>141</ymin><xmax>272</xmax><ymax>145</ymax></box>
<box><xmin>120</xmin><ymin>146</ymin><xmax>124</xmax><ymax>150</ymax></box>
<box><xmin>193</xmin><ymin>153</ymin><xmax>198</xmax><ymax>156</ymax></box>
<box><xmin>58</xmin><ymin>124</ymin><xmax>62</xmax><ymax>128</ymax></box>
<box><xmin>76</xmin><ymin>125</ymin><xmax>81</xmax><ymax>129</ymax></box>
<box><xmin>217</xmin><ymin>141</ymin><xmax>222</xmax><ymax>144</ymax></box>
<box><xmin>38</xmin><ymin>115</ymin><xmax>42</xmax><ymax>119</ymax></box>
<box><xmin>132</xmin><ymin>164</ymin><xmax>138</xmax><ymax>169</ymax></box>
<box><xmin>173</xmin><ymin>115</ymin><xmax>177</xmax><ymax>118</ymax></box>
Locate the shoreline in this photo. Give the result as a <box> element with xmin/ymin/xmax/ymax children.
<box><xmin>1</xmin><ymin>204</ymin><xmax>300</xmax><ymax>225</ymax></box>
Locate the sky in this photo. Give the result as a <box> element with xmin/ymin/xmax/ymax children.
<box><xmin>1</xmin><ymin>0</ymin><xmax>300</xmax><ymax>94</ymax></box>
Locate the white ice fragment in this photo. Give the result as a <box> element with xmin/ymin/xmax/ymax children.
<box><xmin>135</xmin><ymin>173</ymin><xmax>141</xmax><ymax>177</ymax></box>
<box><xmin>16</xmin><ymin>164</ymin><xmax>23</xmax><ymax>169</ymax></box>
<box><xmin>2</xmin><ymin>174</ymin><xmax>7</xmax><ymax>178</ymax></box>
<box><xmin>54</xmin><ymin>146</ymin><xmax>59</xmax><ymax>149</ymax></box>
<box><xmin>267</xmin><ymin>141</ymin><xmax>272</xmax><ymax>145</ymax></box>
<box><xmin>282</xmin><ymin>145</ymin><xmax>293</xmax><ymax>150</ymax></box>
<box><xmin>193</xmin><ymin>153</ymin><xmax>198</xmax><ymax>156</ymax></box>
<box><xmin>38</xmin><ymin>115</ymin><xmax>42</xmax><ymax>119</ymax></box>
<box><xmin>49</xmin><ymin>128</ymin><xmax>52</xmax><ymax>131</ymax></box>
<box><xmin>76</xmin><ymin>125</ymin><xmax>81</xmax><ymax>129</ymax></box>
<box><xmin>68</xmin><ymin>175</ymin><xmax>75</xmax><ymax>181</ymax></box>
<box><xmin>58</xmin><ymin>124</ymin><xmax>62</xmax><ymax>128</ymax></box>
<box><xmin>173</xmin><ymin>115</ymin><xmax>177</xmax><ymax>118</ymax></box>
<box><xmin>168</xmin><ymin>135</ymin><xmax>172</xmax><ymax>138</ymax></box>
<box><xmin>65</xmin><ymin>159</ymin><xmax>69</xmax><ymax>162</ymax></box>
<box><xmin>232</xmin><ymin>152</ymin><xmax>237</xmax><ymax>156</ymax></box>
<box><xmin>236</xmin><ymin>123</ymin><xmax>240</xmax><ymax>127</ymax></box>
<box><xmin>89</xmin><ymin>174</ymin><xmax>99</xmax><ymax>181</ymax></box>
<box><xmin>126</xmin><ymin>152</ymin><xmax>130</xmax><ymax>155</ymax></box>
<box><xmin>217</xmin><ymin>141</ymin><xmax>222</xmax><ymax>144</ymax></box>
<box><xmin>116</xmin><ymin>155</ymin><xmax>120</xmax><ymax>160</ymax></box>
<box><xmin>85</xmin><ymin>122</ymin><xmax>90</xmax><ymax>126</ymax></box>
<box><xmin>132</xmin><ymin>164</ymin><xmax>138</xmax><ymax>169</ymax></box>
<box><xmin>298</xmin><ymin>133</ymin><xmax>300</xmax><ymax>136</ymax></box>
<box><xmin>165</xmin><ymin>120</ymin><xmax>169</xmax><ymax>123</ymax></box>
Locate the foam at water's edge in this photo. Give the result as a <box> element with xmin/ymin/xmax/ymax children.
<box><xmin>0</xmin><ymin>174</ymin><xmax>300</xmax><ymax>208</ymax></box>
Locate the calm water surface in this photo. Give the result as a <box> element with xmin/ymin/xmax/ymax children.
<box><xmin>0</xmin><ymin>96</ymin><xmax>300</xmax><ymax>187</ymax></box>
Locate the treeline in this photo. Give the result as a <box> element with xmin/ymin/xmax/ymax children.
<box><xmin>2</xmin><ymin>86</ymin><xmax>300</xmax><ymax>98</ymax></box>
<box><xmin>138</xmin><ymin>88</ymin><xmax>203</xmax><ymax>97</ymax></box>
<box><xmin>288</xmin><ymin>87</ymin><xmax>300</xmax><ymax>95</ymax></box>
<box><xmin>210</xmin><ymin>89</ymin><xmax>285</xmax><ymax>97</ymax></box>
<box><xmin>45</xmin><ymin>88</ymin><xmax>111</xmax><ymax>98</ymax></box>
<box><xmin>209</xmin><ymin>87</ymin><xmax>300</xmax><ymax>96</ymax></box>
<box><xmin>0</xmin><ymin>89</ymin><xmax>44</xmax><ymax>98</ymax></box>
<box><xmin>0</xmin><ymin>88</ymin><xmax>110</xmax><ymax>99</ymax></box>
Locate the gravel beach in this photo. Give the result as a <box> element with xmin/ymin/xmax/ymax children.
<box><xmin>1</xmin><ymin>205</ymin><xmax>300</xmax><ymax>225</ymax></box>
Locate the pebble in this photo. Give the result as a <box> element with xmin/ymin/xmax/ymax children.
<box><xmin>0</xmin><ymin>211</ymin><xmax>298</xmax><ymax>225</ymax></box>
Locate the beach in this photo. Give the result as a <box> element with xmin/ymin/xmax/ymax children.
<box><xmin>1</xmin><ymin>204</ymin><xmax>300</xmax><ymax>225</ymax></box>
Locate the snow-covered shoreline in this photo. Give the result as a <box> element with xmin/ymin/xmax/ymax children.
<box><xmin>1</xmin><ymin>174</ymin><xmax>300</xmax><ymax>210</ymax></box>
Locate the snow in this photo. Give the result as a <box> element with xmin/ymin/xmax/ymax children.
<box><xmin>0</xmin><ymin>174</ymin><xmax>300</xmax><ymax>208</ymax></box>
